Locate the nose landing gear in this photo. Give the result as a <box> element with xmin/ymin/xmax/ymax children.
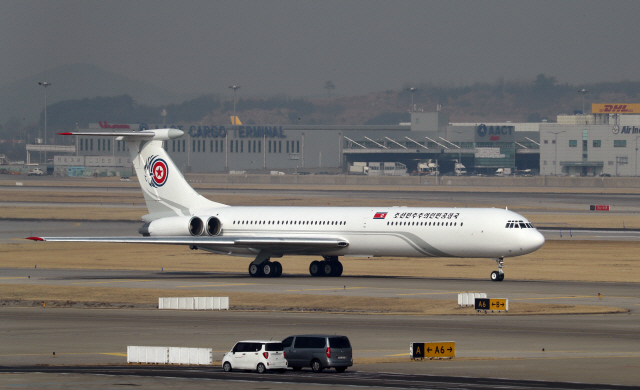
<box><xmin>491</xmin><ymin>257</ymin><xmax>505</xmax><ymax>281</ymax></box>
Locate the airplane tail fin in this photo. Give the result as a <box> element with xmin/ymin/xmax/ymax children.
<box><xmin>60</xmin><ymin>129</ymin><xmax>227</xmax><ymax>221</ymax></box>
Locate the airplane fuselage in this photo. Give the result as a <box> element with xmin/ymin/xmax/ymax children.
<box><xmin>199</xmin><ymin>206</ymin><xmax>545</xmax><ymax>259</ymax></box>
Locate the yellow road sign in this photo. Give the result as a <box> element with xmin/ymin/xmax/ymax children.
<box><xmin>475</xmin><ymin>298</ymin><xmax>508</xmax><ymax>312</ymax></box>
<box><xmin>411</xmin><ymin>342</ymin><xmax>455</xmax><ymax>359</ymax></box>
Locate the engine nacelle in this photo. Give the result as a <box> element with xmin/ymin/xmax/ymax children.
<box><xmin>206</xmin><ymin>217</ymin><xmax>223</xmax><ymax>236</ymax></box>
<box><xmin>139</xmin><ymin>216</ymin><xmax>204</xmax><ymax>236</ymax></box>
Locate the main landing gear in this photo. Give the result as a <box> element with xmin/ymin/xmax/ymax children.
<box><xmin>248</xmin><ymin>250</ymin><xmax>282</xmax><ymax>278</ymax></box>
<box><xmin>491</xmin><ymin>257</ymin><xmax>505</xmax><ymax>282</ymax></box>
<box><xmin>248</xmin><ymin>261</ymin><xmax>282</xmax><ymax>278</ymax></box>
<box><xmin>309</xmin><ymin>256</ymin><xmax>343</xmax><ymax>277</ymax></box>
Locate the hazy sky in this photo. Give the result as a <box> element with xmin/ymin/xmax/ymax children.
<box><xmin>2</xmin><ymin>0</ymin><xmax>640</xmax><ymax>98</ymax></box>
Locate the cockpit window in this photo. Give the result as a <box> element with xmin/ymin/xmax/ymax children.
<box><xmin>505</xmin><ymin>220</ymin><xmax>535</xmax><ymax>229</ymax></box>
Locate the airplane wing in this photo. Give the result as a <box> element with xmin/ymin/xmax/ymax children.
<box><xmin>26</xmin><ymin>236</ymin><xmax>349</xmax><ymax>251</ymax></box>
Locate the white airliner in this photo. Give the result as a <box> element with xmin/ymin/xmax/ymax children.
<box><xmin>27</xmin><ymin>129</ymin><xmax>545</xmax><ymax>281</ymax></box>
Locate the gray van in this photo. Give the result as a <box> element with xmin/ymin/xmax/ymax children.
<box><xmin>282</xmin><ymin>334</ymin><xmax>353</xmax><ymax>373</ymax></box>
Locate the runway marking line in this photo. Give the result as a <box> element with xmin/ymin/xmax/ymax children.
<box><xmin>71</xmin><ymin>280</ymin><xmax>151</xmax><ymax>285</ymax></box>
<box><xmin>396</xmin><ymin>292</ymin><xmax>458</xmax><ymax>296</ymax></box>
<box><xmin>284</xmin><ymin>286</ymin><xmax>368</xmax><ymax>291</ymax></box>
<box><xmin>511</xmin><ymin>295</ymin><xmax>597</xmax><ymax>300</ymax></box>
<box><xmin>176</xmin><ymin>283</ymin><xmax>256</xmax><ymax>288</ymax></box>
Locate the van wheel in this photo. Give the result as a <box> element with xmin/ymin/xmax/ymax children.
<box><xmin>257</xmin><ymin>363</ymin><xmax>266</xmax><ymax>374</ymax></box>
<box><xmin>335</xmin><ymin>367</ymin><xmax>346</xmax><ymax>373</ymax></box>
<box><xmin>311</xmin><ymin>359</ymin><xmax>323</xmax><ymax>373</ymax></box>
<box><xmin>223</xmin><ymin>362</ymin><xmax>232</xmax><ymax>372</ymax></box>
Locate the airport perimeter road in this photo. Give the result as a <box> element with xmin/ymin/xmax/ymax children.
<box><xmin>0</xmin><ymin>308</ymin><xmax>638</xmax><ymax>386</ymax></box>
<box><xmin>0</xmin><ymin>366</ymin><xmax>637</xmax><ymax>390</ymax></box>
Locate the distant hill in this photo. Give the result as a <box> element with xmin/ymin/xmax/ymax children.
<box><xmin>0</xmin><ymin>63</ymin><xmax>183</xmax><ymax>125</ymax></box>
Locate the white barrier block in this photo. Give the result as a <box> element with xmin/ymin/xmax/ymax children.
<box><xmin>458</xmin><ymin>293</ymin><xmax>462</xmax><ymax>306</ymax></box>
<box><xmin>159</xmin><ymin>297</ymin><xmax>229</xmax><ymax>310</ymax></box>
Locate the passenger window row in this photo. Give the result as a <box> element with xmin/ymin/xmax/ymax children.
<box><xmin>386</xmin><ymin>221</ymin><xmax>461</xmax><ymax>227</ymax></box>
<box><xmin>505</xmin><ymin>220</ymin><xmax>534</xmax><ymax>229</ymax></box>
<box><xmin>233</xmin><ymin>220</ymin><xmax>347</xmax><ymax>226</ymax></box>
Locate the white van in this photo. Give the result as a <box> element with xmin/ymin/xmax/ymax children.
<box><xmin>222</xmin><ymin>340</ymin><xmax>288</xmax><ymax>373</ymax></box>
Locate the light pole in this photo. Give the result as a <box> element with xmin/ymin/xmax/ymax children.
<box><xmin>550</xmin><ymin>131</ymin><xmax>566</xmax><ymax>176</ymax></box>
<box><xmin>228</xmin><ymin>85</ymin><xmax>241</xmax><ymax>172</ymax></box>
<box><xmin>406</xmin><ymin>87</ymin><xmax>417</xmax><ymax>112</ymax></box>
<box><xmin>578</xmin><ymin>88</ymin><xmax>589</xmax><ymax>114</ymax></box>
<box><xmin>38</xmin><ymin>82</ymin><xmax>51</xmax><ymax>164</ymax></box>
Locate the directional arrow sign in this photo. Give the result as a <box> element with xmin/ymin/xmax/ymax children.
<box><xmin>475</xmin><ymin>298</ymin><xmax>508</xmax><ymax>312</ymax></box>
<box><xmin>411</xmin><ymin>342</ymin><xmax>455</xmax><ymax>359</ymax></box>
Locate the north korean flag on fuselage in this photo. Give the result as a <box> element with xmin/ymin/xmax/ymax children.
<box><xmin>373</xmin><ymin>212</ymin><xmax>388</xmax><ymax>219</ymax></box>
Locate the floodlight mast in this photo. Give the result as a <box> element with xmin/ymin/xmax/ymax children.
<box><xmin>38</xmin><ymin>82</ymin><xmax>52</xmax><ymax>164</ymax></box>
<box><xmin>578</xmin><ymin>88</ymin><xmax>589</xmax><ymax>114</ymax></box>
<box><xmin>406</xmin><ymin>87</ymin><xmax>417</xmax><ymax>112</ymax></box>
<box><xmin>228</xmin><ymin>85</ymin><xmax>241</xmax><ymax>172</ymax></box>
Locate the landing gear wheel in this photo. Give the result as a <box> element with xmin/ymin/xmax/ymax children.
<box><xmin>262</xmin><ymin>261</ymin><xmax>275</xmax><ymax>277</ymax></box>
<box><xmin>334</xmin><ymin>261</ymin><xmax>343</xmax><ymax>277</ymax></box>
<box><xmin>322</xmin><ymin>261</ymin><xmax>334</xmax><ymax>277</ymax></box>
<box><xmin>223</xmin><ymin>361</ymin><xmax>232</xmax><ymax>372</ymax></box>
<box><xmin>491</xmin><ymin>257</ymin><xmax>505</xmax><ymax>282</ymax></box>
<box><xmin>309</xmin><ymin>261</ymin><xmax>321</xmax><ymax>277</ymax></box>
<box><xmin>311</xmin><ymin>359</ymin><xmax>323</xmax><ymax>373</ymax></box>
<box><xmin>257</xmin><ymin>363</ymin><xmax>266</xmax><ymax>374</ymax></box>
<box><xmin>249</xmin><ymin>263</ymin><xmax>263</xmax><ymax>277</ymax></box>
<box><xmin>272</xmin><ymin>261</ymin><xmax>283</xmax><ymax>277</ymax></box>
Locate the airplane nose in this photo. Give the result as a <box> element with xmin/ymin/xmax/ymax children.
<box><xmin>528</xmin><ymin>230</ymin><xmax>546</xmax><ymax>252</ymax></box>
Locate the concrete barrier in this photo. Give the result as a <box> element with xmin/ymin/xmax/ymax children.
<box><xmin>458</xmin><ymin>292</ymin><xmax>486</xmax><ymax>306</ymax></box>
<box><xmin>127</xmin><ymin>346</ymin><xmax>212</xmax><ymax>365</ymax></box>
<box><xmin>158</xmin><ymin>297</ymin><xmax>229</xmax><ymax>310</ymax></box>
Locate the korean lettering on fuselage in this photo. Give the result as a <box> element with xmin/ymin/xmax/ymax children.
<box><xmin>392</xmin><ymin>212</ymin><xmax>460</xmax><ymax>220</ymax></box>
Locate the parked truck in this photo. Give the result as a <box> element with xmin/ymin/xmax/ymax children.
<box><xmin>495</xmin><ymin>167</ymin><xmax>512</xmax><ymax>176</ymax></box>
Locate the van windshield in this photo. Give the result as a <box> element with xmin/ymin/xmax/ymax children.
<box><xmin>264</xmin><ymin>342</ymin><xmax>284</xmax><ymax>351</ymax></box>
<box><xmin>329</xmin><ymin>336</ymin><xmax>351</xmax><ymax>349</ymax></box>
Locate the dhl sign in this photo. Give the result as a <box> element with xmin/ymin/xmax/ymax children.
<box><xmin>592</xmin><ymin>104</ymin><xmax>640</xmax><ymax>114</ymax></box>
<box><xmin>411</xmin><ymin>342</ymin><xmax>456</xmax><ymax>359</ymax></box>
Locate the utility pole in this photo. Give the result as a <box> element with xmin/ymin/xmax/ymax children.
<box><xmin>38</xmin><ymin>82</ymin><xmax>52</xmax><ymax>164</ymax></box>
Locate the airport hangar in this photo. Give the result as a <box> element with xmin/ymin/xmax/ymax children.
<box><xmin>52</xmin><ymin>105</ymin><xmax>640</xmax><ymax>177</ymax></box>
<box><xmin>55</xmin><ymin>112</ymin><xmax>540</xmax><ymax>176</ymax></box>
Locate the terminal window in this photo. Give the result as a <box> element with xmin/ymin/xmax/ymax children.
<box><xmin>614</xmin><ymin>140</ymin><xmax>627</xmax><ymax>148</ymax></box>
<box><xmin>544</xmin><ymin>140</ymin><xmax>548</xmax><ymax>144</ymax></box>
<box><xmin>569</xmin><ymin>140</ymin><xmax>577</xmax><ymax>147</ymax></box>
<box><xmin>593</xmin><ymin>140</ymin><xmax>601</xmax><ymax>148</ymax></box>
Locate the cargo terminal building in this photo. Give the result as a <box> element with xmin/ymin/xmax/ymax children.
<box><xmin>539</xmin><ymin>104</ymin><xmax>640</xmax><ymax>177</ymax></box>
<box><xmin>59</xmin><ymin>113</ymin><xmax>540</xmax><ymax>176</ymax></box>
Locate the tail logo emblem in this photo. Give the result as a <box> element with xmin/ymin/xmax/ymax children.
<box><xmin>144</xmin><ymin>155</ymin><xmax>169</xmax><ymax>187</ymax></box>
